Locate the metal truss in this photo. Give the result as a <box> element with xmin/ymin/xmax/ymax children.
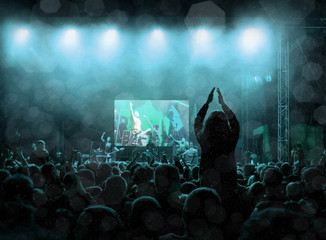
<box><xmin>278</xmin><ymin>37</ymin><xmax>290</xmax><ymax>162</ymax></box>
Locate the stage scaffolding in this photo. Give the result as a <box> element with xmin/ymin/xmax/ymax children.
<box><xmin>277</xmin><ymin>36</ymin><xmax>290</xmax><ymax>162</ymax></box>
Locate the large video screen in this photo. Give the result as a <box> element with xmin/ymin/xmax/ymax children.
<box><xmin>114</xmin><ymin>100</ymin><xmax>189</xmax><ymax>147</ymax></box>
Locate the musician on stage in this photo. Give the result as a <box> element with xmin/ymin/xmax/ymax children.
<box><xmin>101</xmin><ymin>132</ymin><xmax>118</xmax><ymax>161</ymax></box>
<box><xmin>183</xmin><ymin>142</ymin><xmax>199</xmax><ymax>165</ymax></box>
<box><xmin>170</xmin><ymin>134</ymin><xmax>189</xmax><ymax>158</ymax></box>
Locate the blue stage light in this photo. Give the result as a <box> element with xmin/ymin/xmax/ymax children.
<box><xmin>191</xmin><ymin>29</ymin><xmax>215</xmax><ymax>55</ymax></box>
<box><xmin>100</xmin><ymin>29</ymin><xmax>119</xmax><ymax>48</ymax></box>
<box><xmin>13</xmin><ymin>28</ymin><xmax>30</xmax><ymax>46</ymax></box>
<box><xmin>148</xmin><ymin>29</ymin><xmax>167</xmax><ymax>54</ymax></box>
<box><xmin>265</xmin><ymin>74</ymin><xmax>272</xmax><ymax>82</ymax></box>
<box><xmin>193</xmin><ymin>29</ymin><xmax>210</xmax><ymax>44</ymax></box>
<box><xmin>60</xmin><ymin>29</ymin><xmax>79</xmax><ymax>50</ymax></box>
<box><xmin>239</xmin><ymin>27</ymin><xmax>268</xmax><ymax>55</ymax></box>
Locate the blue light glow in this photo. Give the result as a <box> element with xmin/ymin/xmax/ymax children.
<box><xmin>253</xmin><ymin>75</ymin><xmax>262</xmax><ymax>84</ymax></box>
<box><xmin>147</xmin><ymin>29</ymin><xmax>167</xmax><ymax>54</ymax></box>
<box><xmin>265</xmin><ymin>74</ymin><xmax>272</xmax><ymax>82</ymax></box>
<box><xmin>13</xmin><ymin>28</ymin><xmax>30</xmax><ymax>46</ymax></box>
<box><xmin>100</xmin><ymin>29</ymin><xmax>119</xmax><ymax>48</ymax></box>
<box><xmin>239</xmin><ymin>28</ymin><xmax>268</xmax><ymax>55</ymax></box>
<box><xmin>190</xmin><ymin>29</ymin><xmax>218</xmax><ymax>63</ymax></box>
<box><xmin>193</xmin><ymin>29</ymin><xmax>211</xmax><ymax>44</ymax></box>
<box><xmin>60</xmin><ymin>29</ymin><xmax>79</xmax><ymax>50</ymax></box>
<box><xmin>96</xmin><ymin>29</ymin><xmax>120</xmax><ymax>60</ymax></box>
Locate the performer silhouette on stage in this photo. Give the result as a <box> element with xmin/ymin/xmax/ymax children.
<box><xmin>101</xmin><ymin>132</ymin><xmax>118</xmax><ymax>162</ymax></box>
<box><xmin>170</xmin><ymin>134</ymin><xmax>189</xmax><ymax>157</ymax></box>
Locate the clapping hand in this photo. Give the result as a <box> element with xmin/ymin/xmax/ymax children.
<box><xmin>216</xmin><ymin>88</ymin><xmax>224</xmax><ymax>105</ymax></box>
<box><xmin>206</xmin><ymin>87</ymin><xmax>215</xmax><ymax>104</ymax></box>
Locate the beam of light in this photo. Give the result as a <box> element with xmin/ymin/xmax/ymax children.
<box><xmin>238</xmin><ymin>27</ymin><xmax>268</xmax><ymax>55</ymax></box>
<box><xmin>193</xmin><ymin>29</ymin><xmax>211</xmax><ymax>44</ymax></box>
<box><xmin>151</xmin><ymin>29</ymin><xmax>164</xmax><ymax>41</ymax></box>
<box><xmin>13</xmin><ymin>28</ymin><xmax>30</xmax><ymax>46</ymax></box>
<box><xmin>147</xmin><ymin>29</ymin><xmax>167</xmax><ymax>54</ymax></box>
<box><xmin>60</xmin><ymin>29</ymin><xmax>79</xmax><ymax>50</ymax></box>
<box><xmin>97</xmin><ymin>29</ymin><xmax>120</xmax><ymax>59</ymax></box>
<box><xmin>100</xmin><ymin>29</ymin><xmax>119</xmax><ymax>48</ymax></box>
<box><xmin>191</xmin><ymin>29</ymin><xmax>215</xmax><ymax>57</ymax></box>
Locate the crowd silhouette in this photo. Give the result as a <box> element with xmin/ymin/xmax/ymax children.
<box><xmin>1</xmin><ymin>88</ymin><xmax>326</xmax><ymax>240</ymax></box>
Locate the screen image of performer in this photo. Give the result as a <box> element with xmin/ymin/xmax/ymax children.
<box><xmin>128</xmin><ymin>101</ymin><xmax>147</xmax><ymax>146</ymax></box>
<box><xmin>130</xmin><ymin>102</ymin><xmax>142</xmax><ymax>133</ymax></box>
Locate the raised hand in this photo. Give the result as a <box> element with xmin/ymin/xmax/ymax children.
<box><xmin>216</xmin><ymin>88</ymin><xmax>224</xmax><ymax>105</ymax></box>
<box><xmin>206</xmin><ymin>87</ymin><xmax>215</xmax><ymax>104</ymax></box>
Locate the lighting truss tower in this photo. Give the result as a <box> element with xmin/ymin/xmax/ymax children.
<box><xmin>277</xmin><ymin>37</ymin><xmax>290</xmax><ymax>162</ymax></box>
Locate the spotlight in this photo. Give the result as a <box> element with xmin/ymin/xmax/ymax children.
<box><xmin>147</xmin><ymin>29</ymin><xmax>167</xmax><ymax>54</ymax></box>
<box><xmin>13</xmin><ymin>28</ymin><xmax>30</xmax><ymax>46</ymax></box>
<box><xmin>191</xmin><ymin>29</ymin><xmax>215</xmax><ymax>56</ymax></box>
<box><xmin>61</xmin><ymin>29</ymin><xmax>79</xmax><ymax>49</ymax></box>
<box><xmin>97</xmin><ymin>29</ymin><xmax>120</xmax><ymax>60</ymax></box>
<box><xmin>265</xmin><ymin>74</ymin><xmax>272</xmax><ymax>82</ymax></box>
<box><xmin>100</xmin><ymin>29</ymin><xmax>119</xmax><ymax>48</ymax></box>
<box><xmin>193</xmin><ymin>29</ymin><xmax>211</xmax><ymax>44</ymax></box>
<box><xmin>151</xmin><ymin>29</ymin><xmax>164</xmax><ymax>40</ymax></box>
<box><xmin>253</xmin><ymin>75</ymin><xmax>262</xmax><ymax>84</ymax></box>
<box><xmin>239</xmin><ymin>27</ymin><xmax>268</xmax><ymax>55</ymax></box>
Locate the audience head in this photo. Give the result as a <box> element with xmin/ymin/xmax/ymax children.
<box><xmin>41</xmin><ymin>162</ymin><xmax>58</xmax><ymax>183</ymax></box>
<box><xmin>78</xmin><ymin>169</ymin><xmax>95</xmax><ymax>188</ymax></box>
<box><xmin>183</xmin><ymin>187</ymin><xmax>224</xmax><ymax>239</ymax></box>
<box><xmin>262</xmin><ymin>167</ymin><xmax>283</xmax><ymax>189</ymax></box>
<box><xmin>286</xmin><ymin>181</ymin><xmax>304</xmax><ymax>201</ymax></box>
<box><xmin>101</xmin><ymin>175</ymin><xmax>127</xmax><ymax>206</ymax></box>
<box><xmin>154</xmin><ymin>164</ymin><xmax>180</xmax><ymax>194</ymax></box>
<box><xmin>206</xmin><ymin>111</ymin><xmax>228</xmax><ymax>129</ymax></box>
<box><xmin>132</xmin><ymin>164</ymin><xmax>154</xmax><ymax>185</ymax></box>
<box><xmin>96</xmin><ymin>163</ymin><xmax>111</xmax><ymax>185</ymax></box>
<box><xmin>280</xmin><ymin>162</ymin><xmax>293</xmax><ymax>177</ymax></box>
<box><xmin>243</xmin><ymin>164</ymin><xmax>255</xmax><ymax>179</ymax></box>
<box><xmin>301</xmin><ymin>167</ymin><xmax>326</xmax><ymax>194</ymax></box>
<box><xmin>75</xmin><ymin>205</ymin><xmax>123</xmax><ymax>240</ymax></box>
<box><xmin>239</xmin><ymin>207</ymin><xmax>312</xmax><ymax>240</ymax></box>
<box><xmin>2</xmin><ymin>173</ymin><xmax>34</xmax><ymax>203</ymax></box>
<box><xmin>129</xmin><ymin>196</ymin><xmax>164</xmax><ymax>236</ymax></box>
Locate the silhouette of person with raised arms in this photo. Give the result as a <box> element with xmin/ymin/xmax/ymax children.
<box><xmin>194</xmin><ymin>87</ymin><xmax>240</xmax><ymax>199</ymax></box>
